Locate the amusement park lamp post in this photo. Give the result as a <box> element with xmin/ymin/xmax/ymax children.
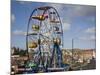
<box><xmin>72</xmin><ymin>38</ymin><xmax>83</xmax><ymax>70</ymax></box>
<box><xmin>72</xmin><ymin>38</ymin><xmax>74</xmax><ymax>65</ymax></box>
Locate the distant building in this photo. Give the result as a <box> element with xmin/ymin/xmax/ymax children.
<box><xmin>11</xmin><ymin>47</ymin><xmax>15</xmax><ymax>55</ymax></box>
<box><xmin>80</xmin><ymin>49</ymin><xmax>96</xmax><ymax>63</ymax></box>
<box><xmin>62</xmin><ymin>48</ymin><xmax>96</xmax><ymax>64</ymax></box>
<box><xmin>11</xmin><ymin>47</ymin><xmax>20</xmax><ymax>55</ymax></box>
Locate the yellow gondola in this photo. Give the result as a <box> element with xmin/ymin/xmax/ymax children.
<box><xmin>32</xmin><ymin>25</ymin><xmax>40</xmax><ymax>31</ymax></box>
<box><xmin>32</xmin><ymin>14</ymin><xmax>48</xmax><ymax>21</ymax></box>
<box><xmin>53</xmin><ymin>38</ymin><xmax>61</xmax><ymax>45</ymax></box>
<box><xmin>28</xmin><ymin>42</ymin><xmax>38</xmax><ymax>48</ymax></box>
<box><xmin>32</xmin><ymin>15</ymin><xmax>45</xmax><ymax>21</ymax></box>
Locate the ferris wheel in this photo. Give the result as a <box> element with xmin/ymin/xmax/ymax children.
<box><xmin>26</xmin><ymin>6</ymin><xmax>63</xmax><ymax>71</ymax></box>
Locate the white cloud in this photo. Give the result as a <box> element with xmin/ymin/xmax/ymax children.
<box><xmin>11</xmin><ymin>14</ymin><xmax>15</xmax><ymax>23</ymax></box>
<box><xmin>61</xmin><ymin>16</ymin><xmax>71</xmax><ymax>31</ymax></box>
<box><xmin>90</xmin><ymin>35</ymin><xmax>95</xmax><ymax>40</ymax></box>
<box><xmin>12</xmin><ymin>30</ymin><xmax>26</xmax><ymax>36</ymax></box>
<box><xmin>79</xmin><ymin>35</ymin><xmax>95</xmax><ymax>41</ymax></box>
<box><xmin>66</xmin><ymin>5</ymin><xmax>95</xmax><ymax>18</ymax></box>
<box><xmin>85</xmin><ymin>27</ymin><xmax>96</xmax><ymax>33</ymax></box>
<box><xmin>78</xmin><ymin>27</ymin><xmax>96</xmax><ymax>41</ymax></box>
<box><xmin>12</xmin><ymin>30</ymin><xmax>37</xmax><ymax>36</ymax></box>
<box><xmin>63</xmin><ymin>22</ymin><xmax>71</xmax><ymax>31</ymax></box>
<box><xmin>19</xmin><ymin>1</ymin><xmax>26</xmax><ymax>4</ymax></box>
<box><xmin>17</xmin><ymin>0</ymin><xmax>32</xmax><ymax>4</ymax></box>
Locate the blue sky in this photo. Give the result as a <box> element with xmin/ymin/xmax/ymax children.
<box><xmin>11</xmin><ymin>0</ymin><xmax>96</xmax><ymax>49</ymax></box>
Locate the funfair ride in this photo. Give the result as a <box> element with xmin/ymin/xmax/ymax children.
<box><xmin>26</xmin><ymin>6</ymin><xmax>66</xmax><ymax>73</ymax></box>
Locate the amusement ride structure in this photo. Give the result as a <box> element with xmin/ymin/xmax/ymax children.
<box><xmin>25</xmin><ymin>6</ymin><xmax>68</xmax><ymax>73</ymax></box>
